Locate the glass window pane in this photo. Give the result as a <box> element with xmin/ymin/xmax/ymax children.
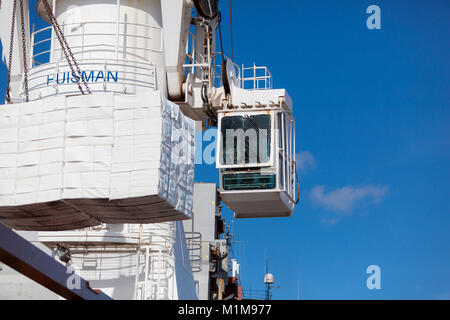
<box><xmin>279</xmin><ymin>152</ymin><xmax>284</xmax><ymax>189</ymax></box>
<box><xmin>277</xmin><ymin>113</ymin><xmax>283</xmax><ymax>149</ymax></box>
<box><xmin>221</xmin><ymin>114</ymin><xmax>271</xmax><ymax>165</ymax></box>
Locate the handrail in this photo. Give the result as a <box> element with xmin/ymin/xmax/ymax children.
<box><xmin>30</xmin><ymin>21</ymin><xmax>163</xmax><ymax>67</ymax></box>
<box><xmin>21</xmin><ymin>58</ymin><xmax>157</xmax><ymax>100</ymax></box>
<box><xmin>241</xmin><ymin>63</ymin><xmax>273</xmax><ymax>90</ymax></box>
<box><xmin>185</xmin><ymin>232</ymin><xmax>202</xmax><ymax>273</ymax></box>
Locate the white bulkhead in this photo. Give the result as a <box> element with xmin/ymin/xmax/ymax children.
<box><xmin>37</xmin><ymin>221</ymin><xmax>198</xmax><ymax>300</ymax></box>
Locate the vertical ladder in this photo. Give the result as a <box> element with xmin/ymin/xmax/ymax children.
<box><xmin>133</xmin><ymin>222</ymin><xmax>176</xmax><ymax>300</ymax></box>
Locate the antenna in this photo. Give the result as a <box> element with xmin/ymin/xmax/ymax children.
<box><xmin>264</xmin><ymin>248</ymin><xmax>268</xmax><ymax>275</ymax></box>
<box><xmin>264</xmin><ymin>249</ymin><xmax>276</xmax><ymax>300</ymax></box>
<box><xmin>229</xmin><ymin>0</ymin><xmax>234</xmax><ymax>61</ymax></box>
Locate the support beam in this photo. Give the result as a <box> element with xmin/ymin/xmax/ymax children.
<box><xmin>0</xmin><ymin>223</ymin><xmax>112</xmax><ymax>300</ymax></box>
<box><xmin>161</xmin><ymin>0</ymin><xmax>192</xmax><ymax>101</ymax></box>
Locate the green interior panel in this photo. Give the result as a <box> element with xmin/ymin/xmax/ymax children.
<box><xmin>223</xmin><ymin>173</ymin><xmax>276</xmax><ymax>191</ymax></box>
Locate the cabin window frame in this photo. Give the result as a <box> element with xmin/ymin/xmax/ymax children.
<box><xmin>217</xmin><ymin>111</ymin><xmax>275</xmax><ymax>169</ymax></box>
<box><xmin>277</xmin><ymin>112</ymin><xmax>285</xmax><ymax>190</ymax></box>
<box><xmin>276</xmin><ymin>111</ymin><xmax>296</xmax><ymax>202</ymax></box>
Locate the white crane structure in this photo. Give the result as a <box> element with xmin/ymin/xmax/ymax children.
<box><xmin>0</xmin><ymin>0</ymin><xmax>299</xmax><ymax>300</ymax></box>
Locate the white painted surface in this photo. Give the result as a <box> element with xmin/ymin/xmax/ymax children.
<box><xmin>0</xmin><ymin>91</ymin><xmax>195</xmax><ymax>229</ymax></box>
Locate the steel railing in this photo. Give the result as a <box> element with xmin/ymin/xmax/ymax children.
<box><xmin>185</xmin><ymin>232</ymin><xmax>202</xmax><ymax>273</ymax></box>
<box><xmin>30</xmin><ymin>21</ymin><xmax>163</xmax><ymax>67</ymax></box>
<box><xmin>21</xmin><ymin>58</ymin><xmax>156</xmax><ymax>100</ymax></box>
<box><xmin>240</xmin><ymin>63</ymin><xmax>273</xmax><ymax>90</ymax></box>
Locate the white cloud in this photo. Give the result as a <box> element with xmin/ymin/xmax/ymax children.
<box><xmin>319</xmin><ymin>217</ymin><xmax>341</xmax><ymax>226</ymax></box>
<box><xmin>295</xmin><ymin>151</ymin><xmax>316</xmax><ymax>172</ymax></box>
<box><xmin>310</xmin><ymin>185</ymin><xmax>389</xmax><ymax>213</ymax></box>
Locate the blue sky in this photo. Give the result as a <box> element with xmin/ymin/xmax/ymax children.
<box><xmin>1</xmin><ymin>0</ymin><xmax>449</xmax><ymax>300</ymax></box>
<box><xmin>203</xmin><ymin>0</ymin><xmax>450</xmax><ymax>300</ymax></box>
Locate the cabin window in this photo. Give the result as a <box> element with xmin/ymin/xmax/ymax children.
<box><xmin>223</xmin><ymin>173</ymin><xmax>276</xmax><ymax>191</ymax></box>
<box><xmin>220</xmin><ymin>114</ymin><xmax>271</xmax><ymax>165</ymax></box>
